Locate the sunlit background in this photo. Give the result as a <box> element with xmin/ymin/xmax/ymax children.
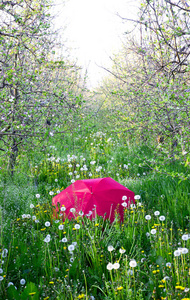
<box><xmin>52</xmin><ymin>0</ymin><xmax>139</xmax><ymax>87</ymax></box>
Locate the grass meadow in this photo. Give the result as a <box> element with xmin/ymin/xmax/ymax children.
<box><xmin>0</xmin><ymin>130</ymin><xmax>189</xmax><ymax>300</ymax></box>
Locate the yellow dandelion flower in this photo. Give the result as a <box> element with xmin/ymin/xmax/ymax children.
<box><xmin>152</xmin><ymin>270</ymin><xmax>157</xmax><ymax>274</ymax></box>
<box><xmin>95</xmin><ymin>223</ymin><xmax>99</xmax><ymax>226</ymax></box>
<box><xmin>117</xmin><ymin>286</ymin><xmax>123</xmax><ymax>291</ymax></box>
<box><xmin>158</xmin><ymin>285</ymin><xmax>164</xmax><ymax>288</ymax></box>
<box><xmin>77</xmin><ymin>294</ymin><xmax>85</xmax><ymax>299</ymax></box>
<box><xmin>29</xmin><ymin>292</ymin><xmax>36</xmax><ymax>296</ymax></box>
<box><xmin>40</xmin><ymin>228</ymin><xmax>46</xmax><ymax>231</ymax></box>
<box><xmin>49</xmin><ymin>281</ymin><xmax>54</xmax><ymax>284</ymax></box>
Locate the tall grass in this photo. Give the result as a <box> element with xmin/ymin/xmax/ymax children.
<box><xmin>0</xmin><ymin>130</ymin><xmax>189</xmax><ymax>299</ymax></box>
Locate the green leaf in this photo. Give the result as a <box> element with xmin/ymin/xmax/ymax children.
<box><xmin>7</xmin><ymin>285</ymin><xmax>20</xmax><ymax>300</ymax></box>
<box><xmin>20</xmin><ymin>282</ymin><xmax>39</xmax><ymax>300</ymax></box>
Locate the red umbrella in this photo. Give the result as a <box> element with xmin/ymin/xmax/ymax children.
<box><xmin>52</xmin><ymin>177</ymin><xmax>135</xmax><ymax>222</ymax></box>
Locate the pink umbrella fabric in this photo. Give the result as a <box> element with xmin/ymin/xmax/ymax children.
<box><xmin>52</xmin><ymin>177</ymin><xmax>135</xmax><ymax>222</ymax></box>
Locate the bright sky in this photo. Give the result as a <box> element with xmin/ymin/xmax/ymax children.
<box><xmin>52</xmin><ymin>0</ymin><xmax>139</xmax><ymax>87</ymax></box>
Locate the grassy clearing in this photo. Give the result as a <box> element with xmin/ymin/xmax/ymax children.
<box><xmin>0</xmin><ymin>130</ymin><xmax>189</xmax><ymax>299</ymax></box>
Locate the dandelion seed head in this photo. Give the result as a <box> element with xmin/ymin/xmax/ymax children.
<box><xmin>113</xmin><ymin>262</ymin><xmax>120</xmax><ymax>269</ymax></box>
<box><xmin>58</xmin><ymin>224</ymin><xmax>64</xmax><ymax>230</ymax></box>
<box><xmin>61</xmin><ymin>206</ymin><xmax>66</xmax><ymax>212</ymax></box>
<box><xmin>174</xmin><ymin>250</ymin><xmax>181</xmax><ymax>257</ymax></box>
<box><xmin>106</xmin><ymin>263</ymin><xmax>113</xmax><ymax>270</ymax></box>
<box><xmin>68</xmin><ymin>245</ymin><xmax>75</xmax><ymax>252</ymax></box>
<box><xmin>45</xmin><ymin>221</ymin><xmax>50</xmax><ymax>227</ymax></box>
<box><xmin>108</xmin><ymin>245</ymin><xmax>114</xmax><ymax>252</ymax></box>
<box><xmin>20</xmin><ymin>279</ymin><xmax>26</xmax><ymax>285</ymax></box>
<box><xmin>74</xmin><ymin>224</ymin><xmax>80</xmax><ymax>229</ymax></box>
<box><xmin>129</xmin><ymin>259</ymin><xmax>137</xmax><ymax>268</ymax></box>
<box><xmin>182</xmin><ymin>234</ymin><xmax>189</xmax><ymax>241</ymax></box>
<box><xmin>154</xmin><ymin>211</ymin><xmax>160</xmax><ymax>216</ymax></box>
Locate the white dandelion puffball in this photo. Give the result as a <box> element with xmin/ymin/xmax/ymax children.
<box><xmin>181</xmin><ymin>248</ymin><xmax>188</xmax><ymax>254</ymax></box>
<box><xmin>174</xmin><ymin>250</ymin><xmax>181</xmax><ymax>257</ymax></box>
<box><xmin>108</xmin><ymin>245</ymin><xmax>114</xmax><ymax>252</ymax></box>
<box><xmin>70</xmin><ymin>208</ymin><xmax>76</xmax><ymax>213</ymax></box>
<box><xmin>150</xmin><ymin>229</ymin><xmax>157</xmax><ymax>235</ymax></box>
<box><xmin>166</xmin><ymin>262</ymin><xmax>171</xmax><ymax>267</ymax></box>
<box><xmin>30</xmin><ymin>204</ymin><xmax>34</xmax><ymax>209</ymax></box>
<box><xmin>49</xmin><ymin>191</ymin><xmax>54</xmax><ymax>196</ymax></box>
<box><xmin>182</xmin><ymin>234</ymin><xmax>189</xmax><ymax>241</ymax></box>
<box><xmin>145</xmin><ymin>215</ymin><xmax>151</xmax><ymax>220</ymax></box>
<box><xmin>62</xmin><ymin>237</ymin><xmax>67</xmax><ymax>243</ymax></box>
<box><xmin>61</xmin><ymin>206</ymin><xmax>66</xmax><ymax>212</ymax></box>
<box><xmin>134</xmin><ymin>195</ymin><xmax>141</xmax><ymax>200</ymax></box>
<box><xmin>2</xmin><ymin>249</ymin><xmax>8</xmax><ymax>258</ymax></box>
<box><xmin>58</xmin><ymin>224</ymin><xmax>64</xmax><ymax>230</ymax></box>
<box><xmin>45</xmin><ymin>221</ymin><xmax>50</xmax><ymax>227</ymax></box>
<box><xmin>122</xmin><ymin>202</ymin><xmax>127</xmax><ymax>207</ymax></box>
<box><xmin>68</xmin><ymin>245</ymin><xmax>75</xmax><ymax>252</ymax></box>
<box><xmin>79</xmin><ymin>211</ymin><xmax>84</xmax><ymax>216</ymax></box>
<box><xmin>20</xmin><ymin>279</ymin><xmax>26</xmax><ymax>285</ymax></box>
<box><xmin>44</xmin><ymin>235</ymin><xmax>51</xmax><ymax>243</ymax></box>
<box><xmin>159</xmin><ymin>216</ymin><xmax>165</xmax><ymax>221</ymax></box>
<box><xmin>154</xmin><ymin>211</ymin><xmax>160</xmax><ymax>216</ymax></box>
<box><xmin>0</xmin><ymin>276</ymin><xmax>4</xmax><ymax>281</ymax></box>
<box><xmin>36</xmin><ymin>194</ymin><xmax>40</xmax><ymax>198</ymax></box>
<box><xmin>129</xmin><ymin>259</ymin><xmax>137</xmax><ymax>268</ymax></box>
<box><xmin>74</xmin><ymin>224</ymin><xmax>80</xmax><ymax>229</ymax></box>
<box><xmin>106</xmin><ymin>263</ymin><xmax>113</xmax><ymax>270</ymax></box>
<box><xmin>119</xmin><ymin>248</ymin><xmax>126</xmax><ymax>254</ymax></box>
<box><xmin>122</xmin><ymin>195</ymin><xmax>127</xmax><ymax>201</ymax></box>
<box><xmin>112</xmin><ymin>262</ymin><xmax>120</xmax><ymax>269</ymax></box>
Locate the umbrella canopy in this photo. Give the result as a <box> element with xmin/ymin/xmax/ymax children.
<box><xmin>52</xmin><ymin>177</ymin><xmax>135</xmax><ymax>222</ymax></box>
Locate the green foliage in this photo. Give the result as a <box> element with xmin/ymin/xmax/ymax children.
<box><xmin>0</xmin><ymin>129</ymin><xmax>189</xmax><ymax>300</ymax></box>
